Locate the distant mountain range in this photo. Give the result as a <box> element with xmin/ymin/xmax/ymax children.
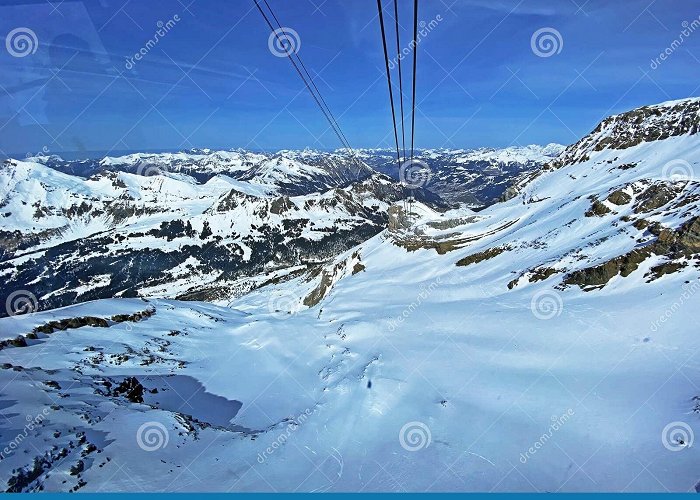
<box><xmin>358</xmin><ymin>143</ymin><xmax>565</xmax><ymax>205</ymax></box>
<box><xmin>24</xmin><ymin>143</ymin><xmax>564</xmax><ymax>207</ymax></box>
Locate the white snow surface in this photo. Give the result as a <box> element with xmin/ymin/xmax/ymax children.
<box><xmin>0</xmin><ymin>118</ymin><xmax>699</xmax><ymax>491</ymax></box>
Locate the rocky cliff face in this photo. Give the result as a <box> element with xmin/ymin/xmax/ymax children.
<box><xmin>553</xmin><ymin>98</ymin><xmax>700</xmax><ymax>166</ymax></box>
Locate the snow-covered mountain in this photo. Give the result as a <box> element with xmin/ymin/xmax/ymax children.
<box><xmin>0</xmin><ymin>98</ymin><xmax>699</xmax><ymax>492</ymax></box>
<box><xmin>33</xmin><ymin>148</ymin><xmax>376</xmax><ymax>197</ymax></box>
<box><xmin>0</xmin><ymin>143</ymin><xmax>550</xmax><ymax>314</ymax></box>
<box><xmin>31</xmin><ymin>145</ymin><xmax>562</xmax><ymax>209</ymax></box>
<box><xmin>1</xmin><ymin>158</ymin><xmax>439</xmax><ymax>312</ymax></box>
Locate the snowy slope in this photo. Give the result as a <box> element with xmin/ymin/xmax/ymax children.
<box><xmin>0</xmin><ymin>99</ymin><xmax>698</xmax><ymax>492</ymax></box>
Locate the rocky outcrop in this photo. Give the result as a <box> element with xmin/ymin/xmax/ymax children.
<box><xmin>564</xmin><ymin>216</ymin><xmax>700</xmax><ymax>289</ymax></box>
<box><xmin>0</xmin><ymin>307</ymin><xmax>156</xmax><ymax>351</ymax></box>
<box><xmin>456</xmin><ymin>245</ymin><xmax>510</xmax><ymax>267</ymax></box>
<box><xmin>677</xmin><ymin>216</ymin><xmax>700</xmax><ymax>252</ymax></box>
<box><xmin>112</xmin><ymin>377</ymin><xmax>145</xmax><ymax>404</ymax></box>
<box><xmin>269</xmin><ymin>196</ymin><xmax>292</xmax><ymax>215</ymax></box>
<box><xmin>388</xmin><ymin>205</ymin><xmax>410</xmax><ymax>231</ymax></box>
<box><xmin>634</xmin><ymin>183</ymin><xmax>679</xmax><ymax>213</ymax></box>
<box><xmin>303</xmin><ymin>270</ymin><xmax>335</xmax><ymax>308</ymax></box>
<box><xmin>585</xmin><ymin>199</ymin><xmax>611</xmax><ymax>217</ymax></box>
<box><xmin>210</xmin><ymin>189</ymin><xmax>257</xmax><ymax>213</ymax></box>
<box><xmin>507</xmin><ymin>267</ymin><xmax>559</xmax><ymax>289</ymax></box>
<box><xmin>607</xmin><ymin>189</ymin><xmax>632</xmax><ymax>206</ymax></box>
<box><xmin>552</xmin><ymin>99</ymin><xmax>700</xmax><ymax>167</ymax></box>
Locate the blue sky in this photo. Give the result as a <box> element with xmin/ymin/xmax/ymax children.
<box><xmin>1</xmin><ymin>0</ymin><xmax>699</xmax><ymax>156</ymax></box>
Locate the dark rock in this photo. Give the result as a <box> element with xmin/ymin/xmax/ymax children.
<box><xmin>634</xmin><ymin>183</ymin><xmax>677</xmax><ymax>213</ymax></box>
<box><xmin>69</xmin><ymin>460</ymin><xmax>84</xmax><ymax>476</ymax></box>
<box><xmin>585</xmin><ymin>199</ymin><xmax>611</xmax><ymax>217</ymax></box>
<box><xmin>677</xmin><ymin>217</ymin><xmax>700</xmax><ymax>252</ymax></box>
<box><xmin>565</xmin><ymin>216</ymin><xmax>700</xmax><ymax>288</ymax></box>
<box><xmin>632</xmin><ymin>219</ymin><xmax>649</xmax><ymax>231</ymax></box>
<box><xmin>607</xmin><ymin>190</ymin><xmax>632</xmax><ymax>205</ymax></box>
<box><xmin>564</xmin><ymin>248</ymin><xmax>652</xmax><ymax>288</ymax></box>
<box><xmin>648</xmin><ymin>261</ymin><xmax>687</xmax><ymax>280</ymax></box>
<box><xmin>9</xmin><ymin>336</ymin><xmax>27</xmax><ymax>348</ymax></box>
<box><xmin>456</xmin><ymin>246</ymin><xmax>509</xmax><ymax>267</ymax></box>
<box><xmin>388</xmin><ymin>205</ymin><xmax>409</xmax><ymax>231</ymax></box>
<box><xmin>113</xmin><ymin>377</ymin><xmax>145</xmax><ymax>403</ymax></box>
<box><xmin>269</xmin><ymin>196</ymin><xmax>292</xmax><ymax>215</ymax></box>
